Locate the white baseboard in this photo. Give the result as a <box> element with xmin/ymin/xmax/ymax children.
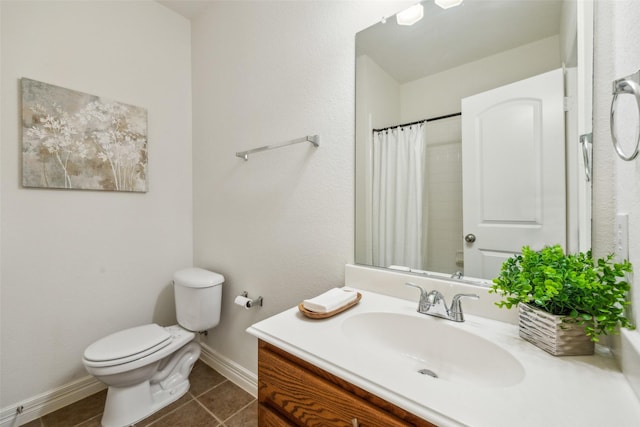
<box><xmin>0</xmin><ymin>376</ymin><xmax>106</xmax><ymax>427</ymax></box>
<box><xmin>0</xmin><ymin>344</ymin><xmax>257</xmax><ymax>427</ymax></box>
<box><xmin>198</xmin><ymin>342</ymin><xmax>258</xmax><ymax>398</ymax></box>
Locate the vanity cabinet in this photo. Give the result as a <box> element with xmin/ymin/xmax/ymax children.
<box><xmin>258</xmin><ymin>340</ymin><xmax>436</xmax><ymax>427</ymax></box>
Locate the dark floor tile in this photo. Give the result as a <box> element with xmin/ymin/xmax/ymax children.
<box><xmin>33</xmin><ymin>360</ymin><xmax>256</xmax><ymax>427</ymax></box>
<box><xmin>75</xmin><ymin>415</ymin><xmax>102</xmax><ymax>427</ymax></box>
<box><xmin>224</xmin><ymin>400</ymin><xmax>258</xmax><ymax>427</ymax></box>
<box><xmin>189</xmin><ymin>360</ymin><xmax>226</xmax><ymax>396</ymax></box>
<box><xmin>41</xmin><ymin>390</ymin><xmax>107</xmax><ymax>427</ymax></box>
<box><xmin>147</xmin><ymin>401</ymin><xmax>220</xmax><ymax>427</ymax></box>
<box><xmin>135</xmin><ymin>393</ymin><xmax>193</xmax><ymax>426</ymax></box>
<box><xmin>197</xmin><ymin>381</ymin><xmax>254</xmax><ymax>422</ymax></box>
<box><xmin>18</xmin><ymin>420</ymin><xmax>42</xmax><ymax>427</ymax></box>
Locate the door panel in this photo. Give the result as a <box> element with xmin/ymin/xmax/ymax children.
<box><xmin>462</xmin><ymin>69</ymin><xmax>566</xmax><ymax>279</ymax></box>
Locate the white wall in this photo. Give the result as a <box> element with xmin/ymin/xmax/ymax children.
<box><xmin>0</xmin><ymin>0</ymin><xmax>192</xmax><ymax>408</ymax></box>
<box><xmin>354</xmin><ymin>54</ymin><xmax>402</xmax><ymax>266</ymax></box>
<box><xmin>400</xmin><ymin>35</ymin><xmax>561</xmax><ymax>122</ymax></box>
<box><xmin>592</xmin><ymin>0</ymin><xmax>640</xmax><ymax>398</ymax></box>
<box><xmin>593</xmin><ymin>0</ymin><xmax>640</xmax><ymax>321</ymax></box>
<box><xmin>592</xmin><ymin>0</ymin><xmax>636</xmax><ymax>314</ymax></box>
<box><xmin>356</xmin><ymin>54</ymin><xmax>402</xmax><ymax>130</ymax></box>
<box><xmin>191</xmin><ymin>1</ymin><xmax>409</xmax><ymax>374</ymax></box>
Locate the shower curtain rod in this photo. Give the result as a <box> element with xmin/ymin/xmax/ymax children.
<box><xmin>372</xmin><ymin>112</ymin><xmax>461</xmax><ymax>133</ymax></box>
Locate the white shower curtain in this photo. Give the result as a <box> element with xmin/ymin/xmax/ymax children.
<box><xmin>371</xmin><ymin>123</ymin><xmax>427</xmax><ymax>269</ymax></box>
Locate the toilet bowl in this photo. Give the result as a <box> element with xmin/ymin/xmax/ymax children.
<box><xmin>82</xmin><ymin>268</ymin><xmax>223</xmax><ymax>427</ymax></box>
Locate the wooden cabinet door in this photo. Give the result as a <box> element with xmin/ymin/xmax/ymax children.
<box><xmin>258</xmin><ymin>403</ymin><xmax>296</xmax><ymax>427</ymax></box>
<box><xmin>259</xmin><ymin>346</ymin><xmax>411</xmax><ymax>427</ymax></box>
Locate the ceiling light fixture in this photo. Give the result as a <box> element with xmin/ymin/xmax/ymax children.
<box><xmin>396</xmin><ymin>4</ymin><xmax>424</xmax><ymax>26</ymax></box>
<box><xmin>435</xmin><ymin>0</ymin><xmax>463</xmax><ymax>10</ymax></box>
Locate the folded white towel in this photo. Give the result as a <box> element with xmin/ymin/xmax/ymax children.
<box><xmin>302</xmin><ymin>288</ymin><xmax>358</xmax><ymax>313</ymax></box>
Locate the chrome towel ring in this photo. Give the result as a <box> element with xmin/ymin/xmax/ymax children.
<box><xmin>610</xmin><ymin>70</ymin><xmax>640</xmax><ymax>161</ymax></box>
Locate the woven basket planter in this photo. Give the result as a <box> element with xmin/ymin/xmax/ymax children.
<box><xmin>518</xmin><ymin>303</ymin><xmax>594</xmax><ymax>356</ymax></box>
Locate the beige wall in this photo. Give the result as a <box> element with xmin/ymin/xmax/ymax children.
<box><xmin>0</xmin><ymin>0</ymin><xmax>192</xmax><ymax>407</ymax></box>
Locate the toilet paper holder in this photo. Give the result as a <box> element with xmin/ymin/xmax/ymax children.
<box><xmin>238</xmin><ymin>291</ymin><xmax>263</xmax><ymax>308</ymax></box>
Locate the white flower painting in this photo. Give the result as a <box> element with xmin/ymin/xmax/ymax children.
<box><xmin>22</xmin><ymin>78</ymin><xmax>148</xmax><ymax>192</ymax></box>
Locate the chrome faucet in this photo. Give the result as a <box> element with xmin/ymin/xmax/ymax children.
<box><xmin>405</xmin><ymin>282</ymin><xmax>479</xmax><ymax>322</ymax></box>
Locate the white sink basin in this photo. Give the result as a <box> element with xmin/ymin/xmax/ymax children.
<box><xmin>341</xmin><ymin>312</ymin><xmax>525</xmax><ymax>388</ymax></box>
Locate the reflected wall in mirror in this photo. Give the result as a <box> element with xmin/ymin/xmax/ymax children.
<box><xmin>355</xmin><ymin>0</ymin><xmax>593</xmax><ymax>281</ymax></box>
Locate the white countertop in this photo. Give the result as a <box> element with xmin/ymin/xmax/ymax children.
<box><xmin>247</xmin><ymin>288</ymin><xmax>640</xmax><ymax>427</ymax></box>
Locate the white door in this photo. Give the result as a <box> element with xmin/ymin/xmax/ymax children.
<box><xmin>462</xmin><ymin>69</ymin><xmax>566</xmax><ymax>279</ymax></box>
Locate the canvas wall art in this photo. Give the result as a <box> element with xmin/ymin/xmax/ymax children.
<box><xmin>21</xmin><ymin>78</ymin><xmax>148</xmax><ymax>192</ymax></box>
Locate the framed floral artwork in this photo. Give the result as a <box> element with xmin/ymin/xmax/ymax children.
<box><xmin>21</xmin><ymin>78</ymin><xmax>148</xmax><ymax>192</ymax></box>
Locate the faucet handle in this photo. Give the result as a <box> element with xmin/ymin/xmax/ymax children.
<box><xmin>405</xmin><ymin>282</ymin><xmax>427</xmax><ymax>295</ymax></box>
<box><xmin>449</xmin><ymin>293</ymin><xmax>480</xmax><ymax>322</ymax></box>
<box><xmin>452</xmin><ymin>293</ymin><xmax>480</xmax><ymax>302</ymax></box>
<box><xmin>405</xmin><ymin>282</ymin><xmax>430</xmax><ymax>313</ymax></box>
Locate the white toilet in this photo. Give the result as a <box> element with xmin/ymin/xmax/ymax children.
<box><xmin>82</xmin><ymin>268</ymin><xmax>224</xmax><ymax>427</ymax></box>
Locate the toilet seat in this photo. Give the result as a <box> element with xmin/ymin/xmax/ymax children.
<box><xmin>83</xmin><ymin>324</ymin><xmax>171</xmax><ymax>368</ymax></box>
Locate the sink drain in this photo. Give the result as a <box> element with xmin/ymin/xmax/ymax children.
<box><xmin>417</xmin><ymin>368</ymin><xmax>438</xmax><ymax>378</ymax></box>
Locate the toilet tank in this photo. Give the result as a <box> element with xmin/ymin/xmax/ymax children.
<box><xmin>173</xmin><ymin>268</ymin><xmax>224</xmax><ymax>332</ymax></box>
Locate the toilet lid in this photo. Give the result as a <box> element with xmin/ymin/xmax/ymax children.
<box><xmin>84</xmin><ymin>324</ymin><xmax>171</xmax><ymax>364</ymax></box>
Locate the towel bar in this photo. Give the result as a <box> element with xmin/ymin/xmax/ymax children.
<box><xmin>236</xmin><ymin>135</ymin><xmax>319</xmax><ymax>161</ymax></box>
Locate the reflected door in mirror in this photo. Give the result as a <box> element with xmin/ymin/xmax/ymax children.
<box><xmin>462</xmin><ymin>69</ymin><xmax>566</xmax><ymax>278</ymax></box>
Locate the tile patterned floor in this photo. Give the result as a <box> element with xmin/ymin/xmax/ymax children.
<box><xmin>21</xmin><ymin>361</ymin><xmax>257</xmax><ymax>427</ymax></box>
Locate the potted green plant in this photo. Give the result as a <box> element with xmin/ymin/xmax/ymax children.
<box><xmin>490</xmin><ymin>245</ymin><xmax>634</xmax><ymax>356</ymax></box>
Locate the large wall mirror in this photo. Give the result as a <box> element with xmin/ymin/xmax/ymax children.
<box><xmin>355</xmin><ymin>0</ymin><xmax>593</xmax><ymax>282</ymax></box>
